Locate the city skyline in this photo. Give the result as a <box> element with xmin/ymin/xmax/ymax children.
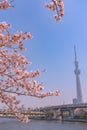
<box><xmin>0</xmin><ymin>0</ymin><xmax>87</xmax><ymax>108</ymax></box>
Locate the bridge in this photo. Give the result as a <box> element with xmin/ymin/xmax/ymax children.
<box><xmin>39</xmin><ymin>103</ymin><xmax>87</xmax><ymax>121</ymax></box>
<box><xmin>40</xmin><ymin>103</ymin><xmax>87</xmax><ymax>111</ymax></box>
<box><xmin>0</xmin><ymin>103</ymin><xmax>87</xmax><ymax>121</ymax></box>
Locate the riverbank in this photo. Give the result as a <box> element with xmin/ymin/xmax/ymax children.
<box><xmin>62</xmin><ymin>118</ymin><xmax>87</xmax><ymax>123</ymax></box>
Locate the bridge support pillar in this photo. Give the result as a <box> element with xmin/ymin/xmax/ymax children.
<box><xmin>60</xmin><ymin>110</ymin><xmax>64</xmax><ymax>119</ymax></box>
<box><xmin>60</xmin><ymin>109</ymin><xmax>75</xmax><ymax>120</ymax></box>
<box><xmin>68</xmin><ymin>109</ymin><xmax>74</xmax><ymax>118</ymax></box>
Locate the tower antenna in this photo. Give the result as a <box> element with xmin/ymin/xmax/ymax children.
<box><xmin>74</xmin><ymin>45</ymin><xmax>77</xmax><ymax>61</ymax></box>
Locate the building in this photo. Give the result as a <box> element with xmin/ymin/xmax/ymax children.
<box><xmin>73</xmin><ymin>46</ymin><xmax>83</xmax><ymax>104</ymax></box>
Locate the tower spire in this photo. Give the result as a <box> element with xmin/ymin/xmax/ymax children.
<box><xmin>74</xmin><ymin>46</ymin><xmax>83</xmax><ymax>104</ymax></box>
<box><xmin>74</xmin><ymin>45</ymin><xmax>77</xmax><ymax>62</ymax></box>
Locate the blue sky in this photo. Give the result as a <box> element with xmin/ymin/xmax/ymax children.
<box><xmin>1</xmin><ymin>0</ymin><xmax>87</xmax><ymax>108</ymax></box>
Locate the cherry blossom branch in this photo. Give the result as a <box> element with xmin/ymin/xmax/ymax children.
<box><xmin>2</xmin><ymin>89</ymin><xmax>60</xmax><ymax>98</ymax></box>
<box><xmin>45</xmin><ymin>0</ymin><xmax>64</xmax><ymax>22</ymax></box>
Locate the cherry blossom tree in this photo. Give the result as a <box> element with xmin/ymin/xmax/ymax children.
<box><xmin>74</xmin><ymin>108</ymin><xmax>87</xmax><ymax>118</ymax></box>
<box><xmin>0</xmin><ymin>0</ymin><xmax>63</xmax><ymax>123</ymax></box>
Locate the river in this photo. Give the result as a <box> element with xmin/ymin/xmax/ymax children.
<box><xmin>0</xmin><ymin>118</ymin><xmax>87</xmax><ymax>130</ymax></box>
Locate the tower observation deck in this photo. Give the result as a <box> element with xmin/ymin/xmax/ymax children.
<box><xmin>73</xmin><ymin>46</ymin><xmax>83</xmax><ymax>104</ymax></box>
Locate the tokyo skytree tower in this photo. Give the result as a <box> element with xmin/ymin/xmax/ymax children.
<box><xmin>74</xmin><ymin>46</ymin><xmax>83</xmax><ymax>104</ymax></box>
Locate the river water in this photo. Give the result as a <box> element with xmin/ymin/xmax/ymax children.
<box><xmin>0</xmin><ymin>118</ymin><xmax>87</xmax><ymax>130</ymax></box>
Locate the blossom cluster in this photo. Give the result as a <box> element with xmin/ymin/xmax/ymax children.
<box><xmin>0</xmin><ymin>91</ymin><xmax>29</xmax><ymax>123</ymax></box>
<box><xmin>74</xmin><ymin>108</ymin><xmax>87</xmax><ymax>116</ymax></box>
<box><xmin>0</xmin><ymin>0</ymin><xmax>60</xmax><ymax>123</ymax></box>
<box><xmin>0</xmin><ymin>0</ymin><xmax>12</xmax><ymax>10</ymax></box>
<box><xmin>45</xmin><ymin>0</ymin><xmax>64</xmax><ymax>22</ymax></box>
<box><xmin>0</xmin><ymin>22</ymin><xmax>32</xmax><ymax>50</ymax></box>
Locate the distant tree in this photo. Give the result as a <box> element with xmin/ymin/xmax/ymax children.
<box><xmin>0</xmin><ymin>0</ymin><xmax>63</xmax><ymax>122</ymax></box>
<box><xmin>74</xmin><ymin>108</ymin><xmax>87</xmax><ymax>116</ymax></box>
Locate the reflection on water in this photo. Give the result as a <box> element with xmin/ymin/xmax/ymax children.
<box><xmin>0</xmin><ymin>118</ymin><xmax>87</xmax><ymax>130</ymax></box>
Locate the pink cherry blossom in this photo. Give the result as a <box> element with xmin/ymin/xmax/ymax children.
<box><xmin>0</xmin><ymin>0</ymin><xmax>61</xmax><ymax>123</ymax></box>
<box><xmin>45</xmin><ymin>0</ymin><xmax>64</xmax><ymax>22</ymax></box>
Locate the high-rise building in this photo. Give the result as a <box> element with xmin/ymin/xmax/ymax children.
<box><xmin>73</xmin><ymin>46</ymin><xmax>83</xmax><ymax>104</ymax></box>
